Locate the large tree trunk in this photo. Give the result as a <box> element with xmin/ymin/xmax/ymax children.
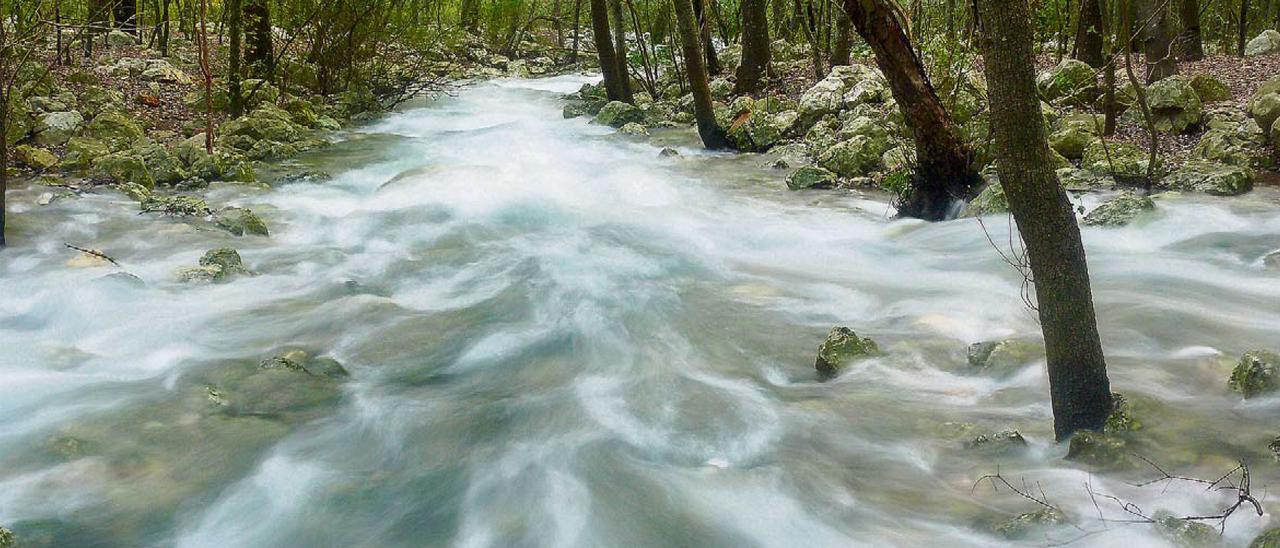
<box><xmin>1137</xmin><ymin>0</ymin><xmax>1177</xmax><ymax>82</ymax></box>
<box><xmin>228</xmin><ymin>0</ymin><xmax>243</xmax><ymax>117</ymax></box>
<box><xmin>608</xmin><ymin>0</ymin><xmax>635</xmax><ymax>101</ymax></box>
<box><xmin>693</xmin><ymin>0</ymin><xmax>722</xmax><ymax>75</ymax></box>
<box><xmin>1074</xmin><ymin>0</ymin><xmax>1105</xmax><ymax>67</ymax></box>
<box><xmin>1175</xmin><ymin>0</ymin><xmax>1204</xmax><ymax>60</ymax></box>
<box><xmin>114</xmin><ymin>0</ymin><xmax>138</xmax><ymax>34</ymax></box>
<box><xmin>673</xmin><ymin>0</ymin><xmax>729</xmax><ymax>148</ymax></box>
<box><xmin>976</xmin><ymin>0</ymin><xmax>1114</xmax><ymax>442</ymax></box>
<box><xmin>734</xmin><ymin>0</ymin><xmax>772</xmax><ymax>94</ymax></box>
<box><xmin>831</xmin><ymin>15</ymin><xmax>852</xmax><ymax>66</ymax></box>
<box><xmin>244</xmin><ymin>0</ymin><xmax>273</xmax><ymax>78</ymax></box>
<box><xmin>591</xmin><ymin>0</ymin><xmax>630</xmax><ymax>101</ymax></box>
<box><xmin>841</xmin><ymin>0</ymin><xmax>980</xmax><ymax>220</ymax></box>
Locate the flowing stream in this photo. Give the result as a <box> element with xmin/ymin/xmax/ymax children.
<box><xmin>2</xmin><ymin>74</ymin><xmax>1280</xmax><ymax>547</ymax></box>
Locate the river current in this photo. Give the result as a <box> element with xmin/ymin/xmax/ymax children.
<box><xmin>1</xmin><ymin>74</ymin><xmax>1279</xmax><ymax>547</ymax></box>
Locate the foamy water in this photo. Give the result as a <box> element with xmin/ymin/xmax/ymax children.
<box><xmin>1</xmin><ymin>74</ymin><xmax>1278</xmax><ymax>546</ymax></box>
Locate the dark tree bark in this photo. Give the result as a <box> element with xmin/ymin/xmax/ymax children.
<box><xmin>841</xmin><ymin>0</ymin><xmax>980</xmax><ymax>220</ymax></box>
<box><xmin>673</xmin><ymin>0</ymin><xmax>729</xmax><ymax>148</ymax></box>
<box><xmin>1175</xmin><ymin>0</ymin><xmax>1204</xmax><ymax>60</ymax></box>
<box><xmin>734</xmin><ymin>0</ymin><xmax>772</xmax><ymax>94</ymax></box>
<box><xmin>608</xmin><ymin>0</ymin><xmax>635</xmax><ymax>101</ymax></box>
<box><xmin>1074</xmin><ymin>0</ymin><xmax>1106</xmax><ymax>67</ymax></box>
<box><xmin>1237</xmin><ymin>0</ymin><xmax>1250</xmax><ymax>56</ymax></box>
<box><xmin>693</xmin><ymin>0</ymin><xmax>722</xmax><ymax>75</ymax></box>
<box><xmin>976</xmin><ymin>0</ymin><xmax>1114</xmax><ymax>442</ymax></box>
<box><xmin>244</xmin><ymin>0</ymin><xmax>273</xmax><ymax>78</ymax></box>
<box><xmin>1137</xmin><ymin>0</ymin><xmax>1177</xmax><ymax>82</ymax></box>
<box><xmin>461</xmin><ymin>0</ymin><xmax>481</xmax><ymax>31</ymax></box>
<box><xmin>228</xmin><ymin>0</ymin><xmax>243</xmax><ymax>117</ymax></box>
<box><xmin>159</xmin><ymin>0</ymin><xmax>171</xmax><ymax>55</ymax></box>
<box><xmin>591</xmin><ymin>0</ymin><xmax>630</xmax><ymax>101</ymax></box>
<box><xmin>199</xmin><ymin>0</ymin><xmax>213</xmax><ymax>153</ymax></box>
<box><xmin>114</xmin><ymin>0</ymin><xmax>138</xmax><ymax>34</ymax></box>
<box><xmin>831</xmin><ymin>15</ymin><xmax>852</xmax><ymax>66</ymax></box>
<box><xmin>572</xmin><ymin>0</ymin><xmax>583</xmax><ymax>62</ymax></box>
<box><xmin>1</xmin><ymin>112</ymin><xmax>7</xmax><ymax>248</ymax></box>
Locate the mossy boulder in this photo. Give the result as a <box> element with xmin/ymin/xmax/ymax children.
<box><xmin>594</xmin><ymin>101</ymin><xmax>645</xmax><ymax>127</ymax></box>
<box><xmin>1249</xmin><ymin>88</ymin><xmax>1280</xmax><ymax>134</ymax></box>
<box><xmin>222</xmin><ymin>105</ymin><xmax>304</xmax><ymax>143</ymax></box>
<box><xmin>1037</xmin><ymin>59</ymin><xmax>1099</xmax><ymax>105</ymax></box>
<box><xmin>1160</xmin><ymin>161</ymin><xmax>1253</xmax><ymax>195</ymax></box>
<box><xmin>79</xmin><ymin>86</ymin><xmax>125</xmax><ymax>117</ymax></box>
<box><xmin>961</xmin><ymin>177</ymin><xmax>1009</xmax><ymax>218</ymax></box>
<box><xmin>14</xmin><ymin>145</ymin><xmax>59</xmax><ymax>171</ymax></box>
<box><xmin>1189</xmin><ymin>74</ymin><xmax>1231</xmax><ymax>103</ymax></box>
<box><xmin>1049</xmin><ymin>124</ymin><xmax>1097</xmax><ymax>159</ymax></box>
<box><xmin>106</xmin><ymin>30</ymin><xmax>135</xmax><ymax>47</ymax></box>
<box><xmin>1228</xmin><ymin>350</ymin><xmax>1279</xmax><ymax>399</ymax></box>
<box><xmin>995</xmin><ymin>507</ymin><xmax>1066</xmax><ymax>540</ymax></box>
<box><xmin>1082</xmin><ymin>191</ymin><xmax>1156</xmax><ymax>227</ymax></box>
<box><xmin>0</xmin><ymin>526</ymin><xmax>13</xmax><ymax>548</ymax></box>
<box><xmin>1104</xmin><ymin>392</ymin><xmax>1143</xmax><ymax>434</ymax></box>
<box><xmin>964</xmin><ymin>430</ymin><xmax>1028</xmax><ymax>455</ymax></box>
<box><xmin>786</xmin><ymin>166</ymin><xmax>838</xmax><ymax>190</ymax></box>
<box><xmin>1142</xmin><ymin>75</ymin><xmax>1203</xmax><ymax>133</ymax></box>
<box><xmin>1082</xmin><ymin>140</ymin><xmax>1163</xmax><ymax>180</ymax></box>
<box><xmin>1057</xmin><ymin>167</ymin><xmax>1116</xmax><ymax>191</ymax></box>
<box><xmin>1244</xmin><ymin>29</ymin><xmax>1280</xmax><ymax>56</ymax></box>
<box><xmin>618</xmin><ymin>122</ymin><xmax>648</xmax><ymax>136</ymax></box>
<box><xmin>63</xmin><ymin>136</ymin><xmax>111</xmax><ymax>170</ymax></box>
<box><xmin>82</xmin><ymin>111</ymin><xmax>145</xmax><ymax>151</ymax></box>
<box><xmin>178</xmin><ymin>248</ymin><xmax>250</xmax><ymax>283</ymax></box>
<box><xmin>140</xmin><ymin>194</ymin><xmax>211</xmax><ymax>216</ymax></box>
<box><xmin>213</xmin><ymin>207</ymin><xmax>269</xmax><ymax>237</ymax></box>
<box><xmin>94</xmin><ymin>150</ymin><xmax>154</xmax><ymax>188</ymax></box>
<box><xmin>817</xmin><ymin>135</ymin><xmax>886</xmax><ymax>177</ymax></box>
<box><xmin>33</xmin><ymin>110</ymin><xmax>84</xmax><ymax>146</ymax></box>
<box><xmin>815</xmin><ymin>326</ymin><xmax>879</xmax><ymax>379</ymax></box>
<box><xmin>726</xmin><ymin>106</ymin><xmax>790</xmax><ymax>152</ymax></box>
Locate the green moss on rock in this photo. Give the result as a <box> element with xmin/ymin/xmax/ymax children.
<box><xmin>815</xmin><ymin>326</ymin><xmax>879</xmax><ymax>379</ymax></box>
<box><xmin>1082</xmin><ymin>191</ymin><xmax>1156</xmax><ymax>227</ymax></box>
<box><xmin>1228</xmin><ymin>350</ymin><xmax>1279</xmax><ymax>399</ymax></box>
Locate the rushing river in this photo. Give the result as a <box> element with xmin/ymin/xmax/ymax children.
<box><xmin>2</xmin><ymin>74</ymin><xmax>1279</xmax><ymax>547</ymax></box>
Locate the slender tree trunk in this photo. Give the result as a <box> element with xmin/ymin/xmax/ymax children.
<box><xmin>1237</xmin><ymin>0</ymin><xmax>1249</xmax><ymax>56</ymax></box>
<box><xmin>199</xmin><ymin>0</ymin><xmax>213</xmax><ymax>153</ymax></box>
<box><xmin>1</xmin><ymin>111</ymin><xmax>7</xmax><ymax>248</ymax></box>
<box><xmin>591</xmin><ymin>0</ymin><xmax>629</xmax><ymax>101</ymax></box>
<box><xmin>673</xmin><ymin>0</ymin><xmax>729</xmax><ymax>148</ymax></box>
<box><xmin>608</xmin><ymin>0</ymin><xmax>635</xmax><ymax>101</ymax></box>
<box><xmin>1074</xmin><ymin>0</ymin><xmax>1105</xmax><ymax>67</ymax></box>
<box><xmin>693</xmin><ymin>0</ymin><xmax>722</xmax><ymax>75</ymax></box>
<box><xmin>1175</xmin><ymin>0</ymin><xmax>1203</xmax><ymax>59</ymax></box>
<box><xmin>831</xmin><ymin>15</ymin><xmax>852</xmax><ymax>65</ymax></box>
<box><xmin>244</xmin><ymin>0</ymin><xmax>273</xmax><ymax>78</ymax></box>
<box><xmin>228</xmin><ymin>0</ymin><xmax>243</xmax><ymax>117</ymax></box>
<box><xmin>159</xmin><ymin>0</ymin><xmax>170</xmax><ymax>55</ymax></box>
<box><xmin>734</xmin><ymin>0</ymin><xmax>772</xmax><ymax>94</ymax></box>
<box><xmin>976</xmin><ymin>0</ymin><xmax>1114</xmax><ymax>442</ymax></box>
<box><xmin>842</xmin><ymin>0</ymin><xmax>980</xmax><ymax>220</ymax></box>
<box><xmin>572</xmin><ymin>0</ymin><xmax>583</xmax><ymax>62</ymax></box>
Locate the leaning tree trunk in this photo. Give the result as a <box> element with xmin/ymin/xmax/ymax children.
<box><xmin>976</xmin><ymin>0</ymin><xmax>1114</xmax><ymax>442</ymax></box>
<box><xmin>608</xmin><ymin>0</ymin><xmax>635</xmax><ymax>101</ymax></box>
<box><xmin>841</xmin><ymin>0</ymin><xmax>980</xmax><ymax>220</ymax></box>
<box><xmin>734</xmin><ymin>0</ymin><xmax>772</xmax><ymax>94</ymax></box>
<box><xmin>114</xmin><ymin>0</ymin><xmax>138</xmax><ymax>34</ymax></box>
<box><xmin>591</xmin><ymin>0</ymin><xmax>630</xmax><ymax>101</ymax></box>
<box><xmin>244</xmin><ymin>0</ymin><xmax>273</xmax><ymax>78</ymax></box>
<box><xmin>673</xmin><ymin>0</ymin><xmax>729</xmax><ymax>148</ymax></box>
<box><xmin>1074</xmin><ymin>0</ymin><xmax>1105</xmax><ymax>67</ymax></box>
<box><xmin>1175</xmin><ymin>0</ymin><xmax>1204</xmax><ymax>60</ymax></box>
<box><xmin>693</xmin><ymin>0</ymin><xmax>723</xmax><ymax>75</ymax></box>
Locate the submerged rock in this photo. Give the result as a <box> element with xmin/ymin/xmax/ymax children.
<box><xmin>177</xmin><ymin>248</ymin><xmax>250</xmax><ymax>284</ymax></box>
<box><xmin>659</xmin><ymin>147</ymin><xmax>680</xmax><ymax>158</ymax></box>
<box><xmin>213</xmin><ymin>207</ymin><xmax>269</xmax><ymax>237</ymax></box>
<box><xmin>1066</xmin><ymin>430</ymin><xmax>1131</xmax><ymax>468</ymax></box>
<box><xmin>1082</xmin><ymin>191</ymin><xmax>1156</xmax><ymax>227</ymax></box>
<box><xmin>1228</xmin><ymin>350</ymin><xmax>1279</xmax><ymax>398</ymax></box>
<box><xmin>967</xmin><ymin>339</ymin><xmax>1044</xmax><ymax>373</ymax></box>
<box><xmin>995</xmin><ymin>507</ymin><xmax>1066</xmax><ymax>540</ymax></box>
<box><xmin>964</xmin><ymin>430</ymin><xmax>1028</xmax><ymax>454</ymax></box>
<box><xmin>1160</xmin><ymin>161</ymin><xmax>1253</xmax><ymax>195</ymax></box>
<box><xmin>1104</xmin><ymin>392</ymin><xmax>1143</xmax><ymax>434</ymax></box>
<box><xmin>786</xmin><ymin>166</ymin><xmax>838</xmax><ymax>190</ymax></box>
<box><xmin>140</xmin><ymin>194</ymin><xmax>211</xmax><ymax>217</ymax></box>
<box><xmin>961</xmin><ymin>178</ymin><xmax>1009</xmax><ymax>218</ymax></box>
<box><xmin>815</xmin><ymin>326</ymin><xmax>879</xmax><ymax>379</ymax></box>
<box><xmin>1155</xmin><ymin>512</ymin><xmax>1218</xmax><ymax>548</ymax></box>
<box><xmin>1251</xmin><ymin>528</ymin><xmax>1280</xmax><ymax>548</ymax></box>
<box><xmin>618</xmin><ymin>122</ymin><xmax>648</xmax><ymax>136</ymax></box>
